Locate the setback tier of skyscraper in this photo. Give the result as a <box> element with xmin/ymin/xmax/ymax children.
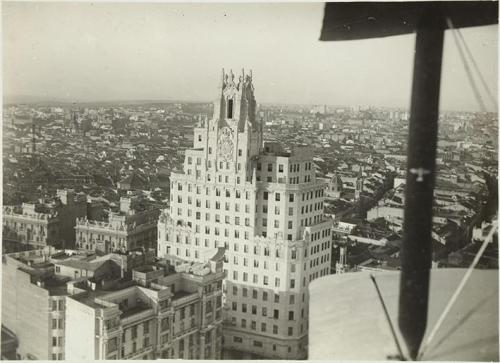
<box><xmin>157</xmin><ymin>69</ymin><xmax>333</xmax><ymax>359</ymax></box>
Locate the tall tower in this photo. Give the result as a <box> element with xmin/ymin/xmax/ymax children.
<box><xmin>158</xmin><ymin>70</ymin><xmax>333</xmax><ymax>359</ymax></box>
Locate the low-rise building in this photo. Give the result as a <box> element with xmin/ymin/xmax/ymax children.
<box><xmin>75</xmin><ymin>196</ymin><xmax>160</xmax><ymax>253</ymax></box>
<box><xmin>2</xmin><ymin>189</ymin><xmax>88</xmax><ymax>250</ymax></box>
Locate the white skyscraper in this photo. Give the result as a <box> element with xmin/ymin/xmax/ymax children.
<box><xmin>157</xmin><ymin>69</ymin><xmax>333</xmax><ymax>359</ymax></box>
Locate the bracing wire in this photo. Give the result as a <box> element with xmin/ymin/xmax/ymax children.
<box><xmin>370</xmin><ymin>274</ymin><xmax>406</xmax><ymax>360</ymax></box>
<box><xmin>445</xmin><ymin>18</ymin><xmax>488</xmax><ymax>112</ymax></box>
<box><xmin>418</xmin><ymin>221</ymin><xmax>498</xmax><ymax>360</ymax></box>
<box><xmin>455</xmin><ymin>27</ymin><xmax>498</xmax><ymax>111</ymax></box>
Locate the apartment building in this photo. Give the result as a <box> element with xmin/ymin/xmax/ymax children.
<box><xmin>2</xmin><ymin>247</ymin><xmax>69</xmax><ymax>360</ymax></box>
<box><xmin>157</xmin><ymin>70</ymin><xmax>333</xmax><ymax>359</ymax></box>
<box><xmin>75</xmin><ymin>196</ymin><xmax>159</xmax><ymax>253</ymax></box>
<box><xmin>3</xmin><ymin>246</ymin><xmax>224</xmax><ymax>360</ymax></box>
<box><xmin>65</xmin><ymin>249</ymin><xmax>225</xmax><ymax>360</ymax></box>
<box><xmin>3</xmin><ymin>189</ymin><xmax>88</xmax><ymax>250</ymax></box>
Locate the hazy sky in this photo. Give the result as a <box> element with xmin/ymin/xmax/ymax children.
<box><xmin>2</xmin><ymin>2</ymin><xmax>498</xmax><ymax>111</ymax></box>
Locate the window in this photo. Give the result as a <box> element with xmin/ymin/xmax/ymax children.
<box><xmin>242</xmin><ymin>304</ymin><xmax>247</xmax><ymax>313</ymax></box>
<box><xmin>274</xmin><ymin>294</ymin><xmax>280</xmax><ymax>303</ymax></box>
<box><xmin>273</xmin><ymin>309</ymin><xmax>279</xmax><ymax>319</ymax></box>
<box><xmin>289</xmin><ymin>193</ymin><xmax>294</xmax><ymax>202</ymax></box>
<box><xmin>227</xmin><ymin>99</ymin><xmax>234</xmax><ymax>118</ymax></box>
<box><xmin>261</xmin><ymin>322</ymin><xmax>267</xmax><ymax>332</ymax></box>
<box><xmin>243</xmin><ymin>288</ymin><xmax>248</xmax><ymax>297</ymax></box>
<box><xmin>253</xmin><ymin>340</ymin><xmax>263</xmax><ymax>347</ymax></box>
<box><xmin>263</xmin><ymin>291</ymin><xmax>268</xmax><ymax>301</ymax></box>
<box><xmin>289</xmin><ymin>311</ymin><xmax>294</xmax><ymax>320</ymax></box>
<box><xmin>288</xmin><ymin>327</ymin><xmax>293</xmax><ymax>336</ymax></box>
<box><xmin>263</xmin><ymin>192</ymin><xmax>268</xmax><ymax>200</ymax></box>
<box><xmin>279</xmin><ymin>164</ymin><xmax>284</xmax><ymax>172</ymax></box>
<box><xmin>275</xmin><ymin>277</ymin><xmax>280</xmax><ymax>287</ymax></box>
<box><xmin>233</xmin><ymin>336</ymin><xmax>243</xmax><ymax>343</ymax></box>
<box><xmin>251</xmin><ymin>321</ymin><xmax>256</xmax><ymax>330</ymax></box>
<box><xmin>241</xmin><ymin>319</ymin><xmax>247</xmax><ymax>328</ymax></box>
<box><xmin>275</xmin><ymin>193</ymin><xmax>281</xmax><ymax>201</ymax></box>
<box><xmin>268</xmin><ymin>163</ymin><xmax>273</xmax><ymax>172</ymax></box>
<box><xmin>273</xmin><ymin>325</ymin><xmax>278</xmax><ymax>334</ymax></box>
<box><xmin>252</xmin><ymin>289</ymin><xmax>258</xmax><ymax>299</ymax></box>
<box><xmin>251</xmin><ymin>305</ymin><xmax>258</xmax><ymax>316</ymax></box>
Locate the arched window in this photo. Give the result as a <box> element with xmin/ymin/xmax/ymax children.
<box><xmin>227</xmin><ymin>99</ymin><xmax>233</xmax><ymax>118</ymax></box>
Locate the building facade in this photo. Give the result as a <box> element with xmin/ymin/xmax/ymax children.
<box><xmin>157</xmin><ymin>70</ymin><xmax>333</xmax><ymax>359</ymax></box>
<box><xmin>75</xmin><ymin>196</ymin><xmax>159</xmax><ymax>254</ymax></box>
<box><xmin>65</xmin><ymin>250</ymin><xmax>224</xmax><ymax>360</ymax></box>
<box><xmin>2</xmin><ymin>189</ymin><xmax>88</xmax><ymax>250</ymax></box>
<box><xmin>3</xmin><ymin>247</ymin><xmax>224</xmax><ymax>361</ymax></box>
<box><xmin>2</xmin><ymin>248</ymin><xmax>69</xmax><ymax>360</ymax></box>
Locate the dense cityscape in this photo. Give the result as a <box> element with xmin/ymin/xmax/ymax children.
<box><xmin>1</xmin><ymin>68</ymin><xmax>497</xmax><ymax>359</ymax></box>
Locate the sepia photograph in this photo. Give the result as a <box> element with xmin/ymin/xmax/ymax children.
<box><xmin>1</xmin><ymin>1</ymin><xmax>498</xmax><ymax>361</ymax></box>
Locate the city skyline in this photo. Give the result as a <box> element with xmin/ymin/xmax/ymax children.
<box><xmin>3</xmin><ymin>2</ymin><xmax>498</xmax><ymax>112</ymax></box>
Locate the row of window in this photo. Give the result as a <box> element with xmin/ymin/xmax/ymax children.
<box><xmin>188</xmin><ymin>146</ymin><xmax>246</xmax><ymax>161</ymax></box>
<box><xmin>309</xmin><ymin>268</ymin><xmax>330</xmax><ymax>282</ymax></box>
<box><xmin>195</xmin><ymin>213</ymin><xmax>251</xmax><ymax>227</ymax></box>
<box><xmin>52</xmin><ymin>336</ymin><xmax>63</xmax><ymax>347</ymax></box>
<box><xmin>123</xmin><ymin>320</ymin><xmax>150</xmax><ymax>342</ymax></box>
<box><xmin>231</xmin><ymin>287</ymin><xmax>297</xmax><ymax>304</ymax></box>
<box><xmin>231</xmin><ymin>337</ymin><xmax>294</xmax><ymax>353</ymax></box>
<box><xmin>231</xmin><ymin>303</ymin><xmax>298</xmax><ymax>321</ymax></box>
<box><xmin>51</xmin><ymin>318</ymin><xmax>64</xmax><ymax>330</ymax></box>
<box><xmin>300</xmin><ymin>215</ymin><xmax>325</xmax><ymax>227</ymax></box>
<box><xmin>235</xmin><ymin>318</ymin><xmax>298</xmax><ymax>336</ymax></box>
<box><xmin>256</xmin><ymin>161</ymin><xmax>313</xmax><ymax>173</ymax></box>
<box><xmin>309</xmin><ymin>254</ymin><xmax>330</xmax><ymax>268</ymax></box>
<box><xmin>229</xmin><ymin>272</ymin><xmax>298</xmax><ymax>289</ymax></box>
<box><xmin>175</xmin><ymin>183</ymin><xmax>252</xmax><ymax>200</ymax></box>
<box><xmin>51</xmin><ymin>300</ymin><xmax>64</xmax><ymax>311</ymax></box>
<box><xmin>169</xmin><ymin>234</ymin><xmax>297</xmax><ymax>258</ymax></box>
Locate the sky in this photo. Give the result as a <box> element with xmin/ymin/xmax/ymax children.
<box><xmin>2</xmin><ymin>2</ymin><xmax>498</xmax><ymax>111</ymax></box>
